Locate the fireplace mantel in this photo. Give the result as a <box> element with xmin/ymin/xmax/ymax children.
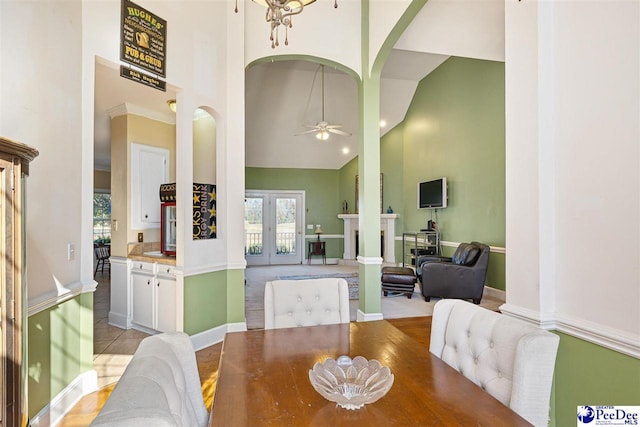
<box><xmin>338</xmin><ymin>214</ymin><xmax>398</xmax><ymax>263</ymax></box>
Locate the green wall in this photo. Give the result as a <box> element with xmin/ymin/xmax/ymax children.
<box><xmin>246</xmin><ymin>167</ymin><xmax>344</xmax><ymax>259</ymax></box>
<box><xmin>551</xmin><ymin>332</ymin><xmax>640</xmax><ymax>426</ymax></box>
<box><xmin>398</xmin><ymin>56</ymin><xmax>506</xmax><ymax>290</ymax></box>
<box><xmin>380</xmin><ymin>124</ymin><xmax>406</xmax><ymax>259</ymax></box>
<box><xmin>184</xmin><ymin>269</ymin><xmax>245</xmax><ymax>335</ymax></box>
<box><xmin>28</xmin><ymin>294</ymin><xmax>93</xmax><ymax>418</ymax></box>
<box><xmin>338</xmin><ymin>157</ymin><xmax>358</xmax><ymax>215</ymax></box>
<box><xmin>402</xmin><ymin>56</ymin><xmax>505</xmax><ymax>244</ymax></box>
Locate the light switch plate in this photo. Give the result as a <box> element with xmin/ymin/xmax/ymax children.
<box><xmin>307</xmin><ymin>224</ymin><xmax>313</xmax><ymax>230</ymax></box>
<box><xmin>67</xmin><ymin>243</ymin><xmax>75</xmax><ymax>261</ymax></box>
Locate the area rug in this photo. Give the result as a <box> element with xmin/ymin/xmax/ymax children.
<box><xmin>278</xmin><ymin>273</ymin><xmax>360</xmax><ymax>300</ymax></box>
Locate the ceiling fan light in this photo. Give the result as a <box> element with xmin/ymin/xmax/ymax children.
<box><xmin>316</xmin><ymin>130</ymin><xmax>329</xmax><ymax>140</ymax></box>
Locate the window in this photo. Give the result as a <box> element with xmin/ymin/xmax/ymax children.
<box><xmin>94</xmin><ymin>192</ymin><xmax>111</xmax><ymax>244</ymax></box>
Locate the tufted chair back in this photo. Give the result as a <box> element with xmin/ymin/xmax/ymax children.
<box><xmin>264</xmin><ymin>278</ymin><xmax>350</xmax><ymax>330</ymax></box>
<box><xmin>429</xmin><ymin>299</ymin><xmax>559</xmax><ymax>426</ymax></box>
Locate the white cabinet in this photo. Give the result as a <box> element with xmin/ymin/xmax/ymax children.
<box><xmin>131</xmin><ymin>272</ymin><xmax>154</xmax><ymax>329</ymax></box>
<box><xmin>155</xmin><ymin>276</ymin><xmax>176</xmax><ymax>333</ymax></box>
<box><xmin>129</xmin><ymin>260</ymin><xmax>178</xmax><ymax>333</ymax></box>
<box><xmin>131</xmin><ymin>143</ymin><xmax>169</xmax><ymax>229</ymax></box>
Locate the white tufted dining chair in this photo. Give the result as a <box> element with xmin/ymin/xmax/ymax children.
<box><xmin>264</xmin><ymin>278</ymin><xmax>350</xmax><ymax>330</ymax></box>
<box><xmin>430</xmin><ymin>299</ymin><xmax>560</xmax><ymax>426</ymax></box>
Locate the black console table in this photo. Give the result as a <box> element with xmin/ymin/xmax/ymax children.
<box><xmin>307</xmin><ymin>240</ymin><xmax>326</xmax><ymax>264</ymax></box>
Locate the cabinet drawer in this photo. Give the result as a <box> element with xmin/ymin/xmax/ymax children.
<box><xmin>156</xmin><ymin>264</ymin><xmax>176</xmax><ymax>277</ymax></box>
<box><xmin>131</xmin><ymin>260</ymin><xmax>155</xmax><ymax>274</ymax></box>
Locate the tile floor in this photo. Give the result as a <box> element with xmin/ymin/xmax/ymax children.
<box><xmin>92</xmin><ymin>272</ymin><xmax>150</xmax><ymax>389</ymax></box>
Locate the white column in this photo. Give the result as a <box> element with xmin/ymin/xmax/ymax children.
<box><xmin>338</xmin><ymin>214</ymin><xmax>357</xmax><ymax>259</ymax></box>
<box><xmin>382</xmin><ymin>214</ymin><xmax>398</xmax><ymax>263</ymax></box>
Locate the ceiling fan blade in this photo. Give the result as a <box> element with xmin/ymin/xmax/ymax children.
<box><xmin>299</xmin><ymin>65</ymin><xmax>348</xmax><ymax>138</ymax></box>
<box><xmin>295</xmin><ymin>129</ymin><xmax>320</xmax><ymax>136</ymax></box>
<box><xmin>328</xmin><ymin>128</ymin><xmax>352</xmax><ymax>136</ymax></box>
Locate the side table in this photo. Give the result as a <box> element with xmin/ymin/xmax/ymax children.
<box><xmin>307</xmin><ymin>240</ymin><xmax>326</xmax><ymax>264</ymax></box>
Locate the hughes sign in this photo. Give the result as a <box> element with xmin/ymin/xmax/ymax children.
<box><xmin>120</xmin><ymin>0</ymin><xmax>166</xmax><ymax>77</ymax></box>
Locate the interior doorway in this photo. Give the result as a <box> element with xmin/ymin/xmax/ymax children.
<box><xmin>244</xmin><ymin>190</ymin><xmax>305</xmax><ymax>265</ymax></box>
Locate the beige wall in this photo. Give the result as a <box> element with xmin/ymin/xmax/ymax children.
<box><xmin>93</xmin><ymin>169</ymin><xmax>110</xmax><ymax>191</ymax></box>
<box><xmin>110</xmin><ymin>113</ymin><xmax>176</xmax><ymax>257</ymax></box>
<box><xmin>110</xmin><ymin>115</ymin><xmax>128</xmax><ymax>258</ymax></box>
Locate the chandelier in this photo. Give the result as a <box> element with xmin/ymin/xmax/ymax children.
<box><xmin>236</xmin><ymin>0</ymin><xmax>339</xmax><ymax>49</ymax></box>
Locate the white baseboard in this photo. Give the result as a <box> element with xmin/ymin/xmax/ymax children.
<box><xmin>307</xmin><ymin>258</ymin><xmax>339</xmax><ymax>265</ymax></box>
<box><xmin>227</xmin><ymin>321</ymin><xmax>248</xmax><ymax>333</ymax></box>
<box><xmin>108</xmin><ymin>311</ymin><xmax>130</xmax><ymax>329</ymax></box>
<box><xmin>357</xmin><ymin>309</ymin><xmax>383</xmax><ymax>322</ymax></box>
<box><xmin>190</xmin><ymin>321</ymin><xmax>248</xmax><ymax>351</ymax></box>
<box><xmin>31</xmin><ymin>370</ymin><xmax>97</xmax><ymax>427</ymax></box>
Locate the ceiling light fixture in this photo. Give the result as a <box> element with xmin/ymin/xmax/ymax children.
<box><xmin>167</xmin><ymin>99</ymin><xmax>177</xmax><ymax>113</ymax></box>
<box><xmin>235</xmin><ymin>0</ymin><xmax>339</xmax><ymax>49</ymax></box>
<box><xmin>296</xmin><ymin>65</ymin><xmax>351</xmax><ymax>140</ymax></box>
<box><xmin>379</xmin><ymin>119</ymin><xmax>387</xmax><ymax>128</ymax></box>
<box><xmin>316</xmin><ymin>130</ymin><xmax>330</xmax><ymax>141</ymax></box>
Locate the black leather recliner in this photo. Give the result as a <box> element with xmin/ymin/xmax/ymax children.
<box><xmin>416</xmin><ymin>241</ymin><xmax>490</xmax><ymax>304</ymax></box>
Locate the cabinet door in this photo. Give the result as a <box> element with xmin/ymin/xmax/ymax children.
<box><xmin>155</xmin><ymin>276</ymin><xmax>176</xmax><ymax>333</ymax></box>
<box><xmin>131</xmin><ymin>143</ymin><xmax>169</xmax><ymax>229</ymax></box>
<box><xmin>131</xmin><ymin>273</ymin><xmax>154</xmax><ymax>329</ymax></box>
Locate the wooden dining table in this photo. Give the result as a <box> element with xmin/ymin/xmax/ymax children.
<box><xmin>209</xmin><ymin>320</ymin><xmax>531</xmax><ymax>426</ymax></box>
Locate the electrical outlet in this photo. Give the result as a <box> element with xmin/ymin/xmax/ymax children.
<box><xmin>67</xmin><ymin>243</ymin><xmax>75</xmax><ymax>261</ymax></box>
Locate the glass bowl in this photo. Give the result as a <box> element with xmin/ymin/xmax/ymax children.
<box><xmin>308</xmin><ymin>355</ymin><xmax>394</xmax><ymax>410</ymax></box>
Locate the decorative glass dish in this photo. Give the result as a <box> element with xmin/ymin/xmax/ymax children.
<box><xmin>308</xmin><ymin>355</ymin><xmax>394</xmax><ymax>410</ymax></box>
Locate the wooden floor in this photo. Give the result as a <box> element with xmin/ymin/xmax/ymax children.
<box><xmin>57</xmin><ymin>317</ymin><xmax>431</xmax><ymax>426</ymax></box>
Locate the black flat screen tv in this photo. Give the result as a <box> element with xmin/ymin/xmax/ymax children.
<box><xmin>417</xmin><ymin>177</ymin><xmax>448</xmax><ymax>209</ymax></box>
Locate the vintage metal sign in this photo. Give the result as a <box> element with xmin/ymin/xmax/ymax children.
<box><xmin>120</xmin><ymin>66</ymin><xmax>166</xmax><ymax>91</ymax></box>
<box><xmin>193</xmin><ymin>183</ymin><xmax>217</xmax><ymax>240</ymax></box>
<box><xmin>121</xmin><ymin>0</ymin><xmax>166</xmax><ymax>77</ymax></box>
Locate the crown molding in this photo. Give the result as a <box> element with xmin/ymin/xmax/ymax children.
<box><xmin>107</xmin><ymin>102</ymin><xmax>176</xmax><ymax>125</ymax></box>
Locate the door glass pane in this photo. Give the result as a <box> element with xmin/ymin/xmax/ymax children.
<box><xmin>244</xmin><ymin>198</ymin><xmax>263</xmax><ymax>256</ymax></box>
<box><xmin>275</xmin><ymin>197</ymin><xmax>296</xmax><ymax>256</ymax></box>
<box><xmin>93</xmin><ymin>193</ymin><xmax>111</xmax><ymax>245</ymax></box>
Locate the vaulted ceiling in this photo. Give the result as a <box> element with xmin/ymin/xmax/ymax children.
<box><xmin>93</xmin><ymin>0</ymin><xmax>504</xmax><ymax>171</ymax></box>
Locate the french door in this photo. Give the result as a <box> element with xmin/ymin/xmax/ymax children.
<box><xmin>245</xmin><ymin>191</ymin><xmax>304</xmax><ymax>265</ymax></box>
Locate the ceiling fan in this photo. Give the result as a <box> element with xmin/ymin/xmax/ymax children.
<box><xmin>297</xmin><ymin>65</ymin><xmax>352</xmax><ymax>140</ymax></box>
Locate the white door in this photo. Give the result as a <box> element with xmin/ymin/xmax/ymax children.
<box><xmin>245</xmin><ymin>191</ymin><xmax>304</xmax><ymax>265</ymax></box>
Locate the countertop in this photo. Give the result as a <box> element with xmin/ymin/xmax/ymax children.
<box><xmin>127</xmin><ymin>242</ymin><xmax>177</xmax><ymax>265</ymax></box>
<box><xmin>128</xmin><ymin>253</ymin><xmax>176</xmax><ymax>265</ymax></box>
